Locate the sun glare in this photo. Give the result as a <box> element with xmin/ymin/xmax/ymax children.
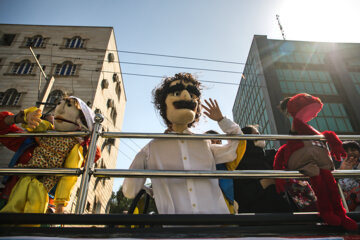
<box><xmin>279</xmin><ymin>0</ymin><xmax>359</xmax><ymax>42</ymax></box>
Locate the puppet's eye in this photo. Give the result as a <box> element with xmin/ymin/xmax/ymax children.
<box><xmin>174</xmin><ymin>91</ymin><xmax>181</xmax><ymax>96</ymax></box>
<box><xmin>67</xmin><ymin>103</ymin><xmax>72</xmax><ymax>107</ymax></box>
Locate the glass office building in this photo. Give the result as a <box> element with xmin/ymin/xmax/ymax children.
<box><xmin>233</xmin><ymin>36</ymin><xmax>360</xmax><ymax>148</ymax></box>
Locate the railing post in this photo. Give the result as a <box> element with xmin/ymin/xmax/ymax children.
<box><xmin>75</xmin><ymin>114</ymin><xmax>103</xmax><ymax>214</ymax></box>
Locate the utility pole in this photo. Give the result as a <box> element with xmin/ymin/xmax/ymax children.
<box><xmin>29</xmin><ymin>47</ymin><xmax>55</xmax><ymax>111</ymax></box>
<box><xmin>276</xmin><ymin>14</ymin><xmax>286</xmax><ymax>40</ymax></box>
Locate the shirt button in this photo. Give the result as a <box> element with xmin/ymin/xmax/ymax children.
<box><xmin>189</xmin><ymin>188</ymin><xmax>192</xmax><ymax>192</ymax></box>
<box><xmin>181</xmin><ymin>140</ymin><xmax>184</xmax><ymax>143</ymax></box>
<box><xmin>192</xmin><ymin>204</ymin><xmax>196</xmax><ymax>208</ymax></box>
<box><xmin>184</xmin><ymin>157</ymin><xmax>187</xmax><ymax>160</ymax></box>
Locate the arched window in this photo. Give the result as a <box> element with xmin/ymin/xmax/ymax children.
<box><xmin>11</xmin><ymin>60</ymin><xmax>34</xmax><ymax>75</ymax></box>
<box><xmin>55</xmin><ymin>61</ymin><xmax>77</xmax><ymax>76</ymax></box>
<box><xmin>25</xmin><ymin>35</ymin><xmax>45</xmax><ymax>48</ymax></box>
<box><xmin>46</xmin><ymin>90</ymin><xmax>64</xmax><ymax>107</ymax></box>
<box><xmin>65</xmin><ymin>36</ymin><xmax>84</xmax><ymax>49</ymax></box>
<box><xmin>0</xmin><ymin>88</ymin><xmax>22</xmax><ymax>106</ymax></box>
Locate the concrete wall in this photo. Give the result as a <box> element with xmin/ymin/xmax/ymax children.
<box><xmin>0</xmin><ymin>24</ymin><xmax>126</xmax><ymax>213</ymax></box>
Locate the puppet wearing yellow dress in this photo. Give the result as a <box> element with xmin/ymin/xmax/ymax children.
<box><xmin>0</xmin><ymin>96</ymin><xmax>97</xmax><ymax>214</ymax></box>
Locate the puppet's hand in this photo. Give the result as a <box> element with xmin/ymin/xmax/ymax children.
<box><xmin>322</xmin><ymin>130</ymin><xmax>346</xmax><ymax>161</ymax></box>
<box><xmin>22</xmin><ymin>107</ymin><xmax>54</xmax><ymax>132</ymax></box>
<box><xmin>24</xmin><ymin>107</ymin><xmax>42</xmax><ymax>129</ymax></box>
<box><xmin>202</xmin><ymin>98</ymin><xmax>224</xmax><ymax>122</ymax></box>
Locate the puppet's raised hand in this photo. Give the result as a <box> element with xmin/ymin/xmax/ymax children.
<box><xmin>24</xmin><ymin>107</ymin><xmax>42</xmax><ymax>129</ymax></box>
<box><xmin>202</xmin><ymin>98</ymin><xmax>224</xmax><ymax>122</ymax></box>
<box><xmin>322</xmin><ymin>130</ymin><xmax>347</xmax><ymax>161</ymax></box>
<box><xmin>22</xmin><ymin>107</ymin><xmax>54</xmax><ymax>132</ymax></box>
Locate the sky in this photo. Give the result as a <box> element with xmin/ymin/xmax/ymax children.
<box><xmin>1</xmin><ymin>0</ymin><xmax>360</xmax><ymax>192</ymax></box>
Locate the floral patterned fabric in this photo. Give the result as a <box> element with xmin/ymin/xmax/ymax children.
<box><xmin>16</xmin><ymin>136</ymin><xmax>78</xmax><ymax>192</ymax></box>
<box><xmin>284</xmin><ymin>179</ymin><xmax>317</xmax><ymax>211</ymax></box>
<box><xmin>338</xmin><ymin>177</ymin><xmax>360</xmax><ymax>211</ymax></box>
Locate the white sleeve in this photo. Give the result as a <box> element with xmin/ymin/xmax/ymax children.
<box><xmin>122</xmin><ymin>144</ymin><xmax>149</xmax><ymax>199</ymax></box>
<box><xmin>210</xmin><ymin>117</ymin><xmax>243</xmax><ymax>164</ymax></box>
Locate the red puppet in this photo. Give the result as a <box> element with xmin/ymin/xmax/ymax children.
<box><xmin>274</xmin><ymin>93</ymin><xmax>357</xmax><ymax>231</ymax></box>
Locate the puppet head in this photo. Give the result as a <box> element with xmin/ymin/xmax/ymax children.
<box><xmin>280</xmin><ymin>93</ymin><xmax>323</xmax><ymax>123</ymax></box>
<box><xmin>153</xmin><ymin>73</ymin><xmax>201</xmax><ymax>130</ymax></box>
<box><xmin>53</xmin><ymin>96</ymin><xmax>95</xmax><ymax>132</ymax></box>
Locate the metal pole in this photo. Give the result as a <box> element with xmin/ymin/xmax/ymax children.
<box><xmin>29</xmin><ymin>47</ymin><xmax>47</xmax><ymax>79</ymax></box>
<box><xmin>0</xmin><ymin>131</ymin><xmax>89</xmax><ymax>138</ymax></box>
<box><xmin>0</xmin><ymin>168</ymin><xmax>80</xmax><ymax>176</ymax></box>
<box><xmin>75</xmin><ymin>114</ymin><xmax>103</xmax><ymax>214</ymax></box>
<box><xmin>338</xmin><ymin>182</ymin><xmax>349</xmax><ymax>212</ymax></box>
<box><xmin>101</xmin><ymin>132</ymin><xmax>360</xmax><ymax>141</ymax></box>
<box><xmin>93</xmin><ymin>169</ymin><xmax>360</xmax><ymax>179</ymax></box>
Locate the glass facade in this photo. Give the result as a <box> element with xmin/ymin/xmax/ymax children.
<box><xmin>233</xmin><ymin>51</ymin><xmax>275</xmax><ymax>148</ymax></box>
<box><xmin>308</xmin><ymin>103</ymin><xmax>353</xmax><ymax>133</ymax></box>
<box><xmin>276</xmin><ymin>69</ymin><xmax>337</xmax><ymax>95</ymax></box>
<box><xmin>233</xmin><ymin>37</ymin><xmax>359</xmax><ymax>138</ymax></box>
<box><xmin>271</xmin><ymin>40</ymin><xmax>355</xmax><ymax>134</ymax></box>
<box><xmin>349</xmin><ymin>72</ymin><xmax>360</xmax><ymax>95</ymax></box>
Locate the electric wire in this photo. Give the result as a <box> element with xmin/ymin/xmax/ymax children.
<box><xmin>0</xmin><ymin>52</ymin><xmax>243</xmax><ymax>75</ymax></box>
<box><xmin>0</xmin><ymin>64</ymin><xmax>251</xmax><ymax>87</ymax></box>
<box><xmin>6</xmin><ymin>41</ymin><xmax>245</xmax><ymax>65</ymax></box>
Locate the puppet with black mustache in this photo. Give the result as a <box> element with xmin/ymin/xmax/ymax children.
<box><xmin>123</xmin><ymin>73</ymin><xmax>244</xmax><ymax>215</ymax></box>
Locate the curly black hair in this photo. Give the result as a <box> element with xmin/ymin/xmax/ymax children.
<box><xmin>152</xmin><ymin>73</ymin><xmax>202</xmax><ymax>128</ymax></box>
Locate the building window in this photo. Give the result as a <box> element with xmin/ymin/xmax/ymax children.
<box><xmin>0</xmin><ymin>34</ymin><xmax>16</xmax><ymax>46</ymax></box>
<box><xmin>101</xmin><ymin>138</ymin><xmax>115</xmax><ymax>154</ymax></box>
<box><xmin>108</xmin><ymin>53</ymin><xmax>114</xmax><ymax>62</ymax></box>
<box><xmin>113</xmin><ymin>73</ymin><xmax>119</xmax><ymax>82</ymax></box>
<box><xmin>101</xmin><ymin>79</ymin><xmax>109</xmax><ymax>89</ymax></box>
<box><xmin>55</xmin><ymin>61</ymin><xmax>77</xmax><ymax>76</ymax></box>
<box><xmin>0</xmin><ymin>88</ymin><xmax>22</xmax><ymax>106</ymax></box>
<box><xmin>65</xmin><ymin>36</ymin><xmax>84</xmax><ymax>49</ymax></box>
<box><xmin>110</xmin><ymin>107</ymin><xmax>117</xmax><ymax>124</ymax></box>
<box><xmin>46</xmin><ymin>90</ymin><xmax>64</xmax><ymax>107</ymax></box>
<box><xmin>92</xmin><ymin>199</ymin><xmax>102</xmax><ymax>214</ymax></box>
<box><xmin>115</xmin><ymin>82</ymin><xmax>121</xmax><ymax>99</ymax></box>
<box><xmin>308</xmin><ymin>103</ymin><xmax>353</xmax><ymax>133</ymax></box>
<box><xmin>277</xmin><ymin>69</ymin><xmax>338</xmax><ymax>95</ymax></box>
<box><xmin>349</xmin><ymin>72</ymin><xmax>360</xmax><ymax>95</ymax></box>
<box><xmin>107</xmin><ymin>99</ymin><xmax>114</xmax><ymax>108</ymax></box>
<box><xmin>11</xmin><ymin>60</ymin><xmax>34</xmax><ymax>75</ymax></box>
<box><xmin>25</xmin><ymin>35</ymin><xmax>45</xmax><ymax>48</ymax></box>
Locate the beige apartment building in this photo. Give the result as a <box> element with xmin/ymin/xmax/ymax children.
<box><xmin>0</xmin><ymin>24</ymin><xmax>126</xmax><ymax>213</ymax></box>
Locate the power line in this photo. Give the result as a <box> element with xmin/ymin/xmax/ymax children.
<box><xmin>7</xmin><ymin>41</ymin><xmax>245</xmax><ymax>65</ymax></box>
<box><xmin>128</xmin><ymin>138</ymin><xmax>142</xmax><ymax>150</ymax></box>
<box><xmin>121</xmin><ymin>73</ymin><xmax>241</xmax><ymax>86</ymax></box>
<box><xmin>0</xmin><ymin>52</ymin><xmax>243</xmax><ymax>75</ymax></box>
<box><xmin>119</xmin><ymin>139</ymin><xmax>139</xmax><ymax>153</ymax></box>
<box><xmin>116</xmin><ymin>50</ymin><xmax>245</xmax><ymax>65</ymax></box>
<box><xmin>0</xmin><ymin>63</ymin><xmax>267</xmax><ymax>89</ymax></box>
<box><xmin>120</xmin><ymin>61</ymin><xmax>242</xmax><ymax>74</ymax></box>
<box><xmin>0</xmin><ymin>64</ymin><xmax>245</xmax><ymax>86</ymax></box>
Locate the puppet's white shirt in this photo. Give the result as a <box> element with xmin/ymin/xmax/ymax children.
<box><xmin>122</xmin><ymin>117</ymin><xmax>242</xmax><ymax>214</ymax></box>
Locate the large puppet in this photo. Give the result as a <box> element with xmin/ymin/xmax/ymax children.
<box><xmin>122</xmin><ymin>73</ymin><xmax>243</xmax><ymax>214</ymax></box>
<box><xmin>274</xmin><ymin>93</ymin><xmax>357</xmax><ymax>231</ymax></box>
<box><xmin>0</xmin><ymin>96</ymin><xmax>100</xmax><ymax>213</ymax></box>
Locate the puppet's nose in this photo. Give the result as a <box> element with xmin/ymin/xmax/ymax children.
<box><xmin>180</xmin><ymin>90</ymin><xmax>191</xmax><ymax>100</ymax></box>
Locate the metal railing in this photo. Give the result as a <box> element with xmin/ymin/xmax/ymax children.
<box><xmin>1</xmin><ymin>113</ymin><xmax>360</xmax><ymax>217</ymax></box>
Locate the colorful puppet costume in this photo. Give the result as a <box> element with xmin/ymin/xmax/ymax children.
<box><xmin>273</xmin><ymin>93</ymin><xmax>357</xmax><ymax>231</ymax></box>
<box><xmin>0</xmin><ymin>97</ymin><xmax>100</xmax><ymax>213</ymax></box>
